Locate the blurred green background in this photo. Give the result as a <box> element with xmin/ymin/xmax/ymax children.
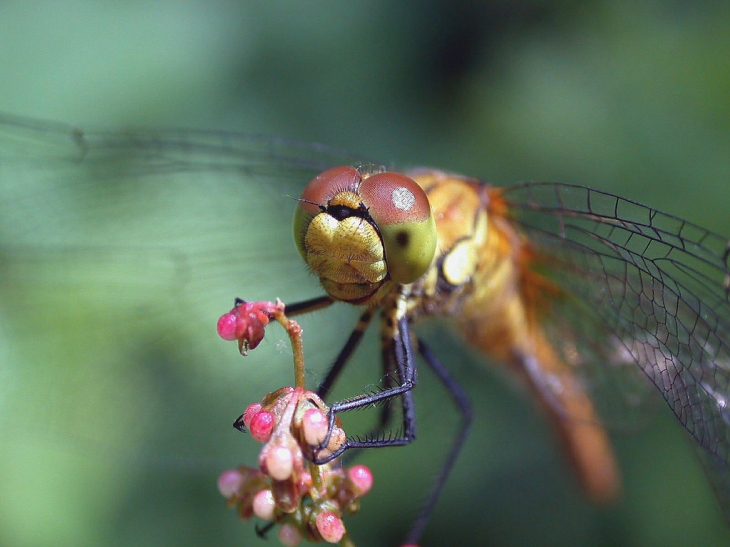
<box><xmin>1</xmin><ymin>1</ymin><xmax>729</xmax><ymax>546</ymax></box>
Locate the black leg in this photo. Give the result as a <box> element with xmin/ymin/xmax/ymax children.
<box><xmin>284</xmin><ymin>295</ymin><xmax>334</xmax><ymax>316</ymax></box>
<box><xmin>339</xmin><ymin>329</ymin><xmax>406</xmax><ymax>467</ymax></box>
<box><xmin>403</xmin><ymin>337</ymin><xmax>472</xmax><ymax>546</ymax></box>
<box><xmin>282</xmin><ymin>294</ymin><xmax>472</xmax><ymax>544</ymax></box>
<box><xmin>312</xmin><ymin>315</ymin><xmax>419</xmax><ymax>464</ymax></box>
<box><xmin>376</xmin><ymin>339</ymin><xmax>397</xmax><ymax>430</ymax></box>
<box><xmin>316</xmin><ymin>308</ymin><xmax>375</xmax><ymax>398</ymax></box>
<box><xmin>276</xmin><ymin>296</ymin><xmax>406</xmax><ymax>454</ymax></box>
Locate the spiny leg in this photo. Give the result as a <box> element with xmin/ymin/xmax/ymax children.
<box><xmin>339</xmin><ymin>318</ymin><xmax>414</xmax><ymax>467</ymax></box>
<box><xmin>312</xmin><ymin>314</ymin><xmax>419</xmax><ymax>464</ymax></box>
<box><xmin>404</xmin><ymin>338</ymin><xmax>472</xmax><ymax>546</ymax></box>
<box><xmin>282</xmin><ymin>293</ymin><xmax>420</xmax><ymax>463</ymax></box>
<box><xmin>341</xmin><ymin>340</ymin><xmax>404</xmax><ymax>465</ymax></box>
<box><xmin>281</xmin><ymin>294</ymin><xmax>468</xmax><ymax>543</ymax></box>
<box><xmin>289</xmin><ymin>298</ymin><xmax>406</xmax><ymax>450</ymax></box>
<box><xmin>389</xmin><ymin>315</ymin><xmax>417</xmax><ymax>442</ymax></box>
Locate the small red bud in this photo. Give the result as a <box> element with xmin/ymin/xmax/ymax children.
<box><xmin>216</xmin><ymin>312</ymin><xmax>240</xmax><ymax>341</ymax></box>
<box><xmin>347</xmin><ymin>464</ymin><xmax>373</xmax><ymax>495</ymax></box>
<box><xmin>242</xmin><ymin>403</ymin><xmax>262</xmax><ymax>429</ymax></box>
<box><xmin>249</xmin><ymin>411</ymin><xmax>275</xmax><ymax>442</ymax></box>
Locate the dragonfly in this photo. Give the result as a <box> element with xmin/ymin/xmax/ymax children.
<box><xmin>0</xmin><ymin>113</ymin><xmax>729</xmax><ymax>546</ymax></box>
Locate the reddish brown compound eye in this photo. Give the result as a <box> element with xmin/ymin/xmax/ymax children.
<box><xmin>358</xmin><ymin>172</ymin><xmax>432</xmax><ymax>226</ymax></box>
<box><xmin>298</xmin><ymin>166</ymin><xmax>362</xmax><ymax>216</ymax></box>
<box><xmin>293</xmin><ymin>167</ymin><xmax>437</xmax><ymax>286</ymax></box>
<box><xmin>293</xmin><ymin>166</ymin><xmax>364</xmax><ymax>261</ymax></box>
<box><xmin>358</xmin><ymin>172</ymin><xmax>437</xmax><ymax>284</ymax></box>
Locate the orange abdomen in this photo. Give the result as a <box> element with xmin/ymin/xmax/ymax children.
<box><xmin>466</xmin><ymin>190</ymin><xmax>621</xmax><ymax>503</ymax></box>
<box><xmin>409</xmin><ymin>170</ymin><xmax>621</xmax><ymax>502</ymax></box>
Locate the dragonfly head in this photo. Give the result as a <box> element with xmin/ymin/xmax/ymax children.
<box><xmin>293</xmin><ymin>166</ymin><xmax>437</xmax><ymax>304</ymax></box>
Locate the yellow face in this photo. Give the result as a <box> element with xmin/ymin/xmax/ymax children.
<box><xmin>293</xmin><ymin>166</ymin><xmax>437</xmax><ymax>304</ymax></box>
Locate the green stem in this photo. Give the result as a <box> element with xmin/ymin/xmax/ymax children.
<box><xmin>339</xmin><ymin>532</ymin><xmax>357</xmax><ymax>547</ymax></box>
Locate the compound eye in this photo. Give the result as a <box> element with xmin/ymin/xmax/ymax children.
<box><xmin>359</xmin><ymin>172</ymin><xmax>437</xmax><ymax>284</ymax></box>
<box><xmin>298</xmin><ymin>166</ymin><xmax>361</xmax><ymax>215</ymax></box>
<box><xmin>293</xmin><ymin>166</ymin><xmax>362</xmax><ymax>259</ymax></box>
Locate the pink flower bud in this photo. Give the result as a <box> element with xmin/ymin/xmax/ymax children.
<box><xmin>278</xmin><ymin>523</ymin><xmax>303</xmax><ymax>547</ymax></box>
<box><xmin>265</xmin><ymin>445</ymin><xmax>294</xmax><ymax>481</ymax></box>
<box><xmin>242</xmin><ymin>403</ymin><xmax>262</xmax><ymax>429</ymax></box>
<box><xmin>252</xmin><ymin>489</ymin><xmax>275</xmax><ymax>520</ymax></box>
<box><xmin>216</xmin><ymin>312</ymin><xmax>240</xmax><ymax>341</ymax></box>
<box><xmin>347</xmin><ymin>465</ymin><xmax>373</xmax><ymax>495</ymax></box>
<box><xmin>217</xmin><ymin>301</ymin><xmax>275</xmax><ymax>354</ymax></box>
<box><xmin>249</xmin><ymin>411</ymin><xmax>275</xmax><ymax>443</ymax></box>
<box><xmin>315</xmin><ymin>511</ymin><xmax>345</xmax><ymax>543</ymax></box>
<box><xmin>302</xmin><ymin>408</ymin><xmax>328</xmax><ymax>446</ymax></box>
<box><xmin>217</xmin><ymin>469</ymin><xmax>244</xmax><ymax>499</ymax></box>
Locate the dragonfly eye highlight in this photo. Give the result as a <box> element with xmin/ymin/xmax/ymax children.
<box><xmin>358</xmin><ymin>172</ymin><xmax>437</xmax><ymax>284</ymax></box>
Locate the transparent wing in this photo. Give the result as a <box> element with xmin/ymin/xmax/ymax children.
<box><xmin>497</xmin><ymin>181</ymin><xmax>730</xmax><ymax>511</ymax></box>
<box><xmin>0</xmin><ymin>115</ymin><xmax>373</xmax><ymax>539</ymax></box>
<box><xmin>527</xmin><ymin>279</ymin><xmax>659</xmax><ymax>432</ymax></box>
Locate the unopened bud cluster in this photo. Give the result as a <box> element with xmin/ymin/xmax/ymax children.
<box><xmin>217</xmin><ymin>299</ymin><xmax>279</xmax><ymax>355</ymax></box>
<box><xmin>218</xmin><ymin>387</ymin><xmax>373</xmax><ymax>545</ymax></box>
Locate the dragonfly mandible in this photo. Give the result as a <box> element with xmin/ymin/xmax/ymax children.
<box><xmin>0</xmin><ymin>114</ymin><xmax>728</xmax><ymax>546</ymax></box>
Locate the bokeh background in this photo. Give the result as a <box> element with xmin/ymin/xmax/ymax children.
<box><xmin>1</xmin><ymin>1</ymin><xmax>730</xmax><ymax>546</ymax></box>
